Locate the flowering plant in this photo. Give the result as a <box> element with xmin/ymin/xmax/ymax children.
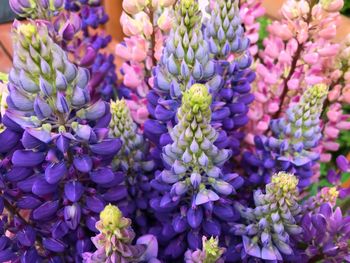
<box><xmin>0</xmin><ymin>0</ymin><xmax>350</xmax><ymax>262</ymax></box>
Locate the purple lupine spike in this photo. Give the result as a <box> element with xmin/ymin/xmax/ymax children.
<box><xmin>0</xmin><ymin>20</ymin><xmax>125</xmax><ymax>261</ymax></box>
<box><xmin>145</xmin><ymin>0</ymin><xmax>218</xmax><ymax>154</ymax></box>
<box><xmin>150</xmin><ymin>84</ymin><xmax>242</xmax><ymax>259</ymax></box>
<box><xmin>232</xmin><ymin>172</ymin><xmax>302</xmax><ymax>261</ymax></box>
<box><xmin>243</xmin><ymin>84</ymin><xmax>328</xmax><ymax>187</ymax></box>
<box><xmin>109</xmin><ymin>99</ymin><xmax>156</xmax><ymax>233</ymax></box>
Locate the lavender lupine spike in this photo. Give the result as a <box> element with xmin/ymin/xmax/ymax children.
<box><xmin>9</xmin><ymin>0</ymin><xmax>64</xmax><ymax>19</ymax></box>
<box><xmin>110</xmin><ymin>99</ymin><xmax>154</xmax><ymax>172</ymax></box>
<box><xmin>299</xmin><ymin>202</ymin><xmax>350</xmax><ymax>262</ymax></box>
<box><xmin>159</xmin><ymin>84</ymin><xmax>233</xmax><ymax>206</ymax></box>
<box><xmin>2</xmin><ymin>21</ymin><xmax>124</xmax><ymax>261</ymax></box>
<box><xmin>270</xmin><ymin>84</ymin><xmax>328</xmax><ymax>166</ymax></box>
<box><xmin>242</xmin><ymin>84</ymin><xmax>328</xmax><ymax>187</ymax></box>
<box><xmin>154</xmin><ymin>0</ymin><xmax>217</xmax><ymax>94</ymax></box>
<box><xmin>184</xmin><ymin>236</ymin><xmax>226</xmax><ymax>263</ymax></box>
<box><xmin>203</xmin><ymin>0</ymin><xmax>255</xmax><ymax>154</ymax></box>
<box><xmin>204</xmin><ymin>0</ymin><xmax>250</xmax><ymax>61</ymax></box>
<box><xmin>233</xmin><ymin>172</ymin><xmax>302</xmax><ymax>261</ymax></box>
<box><xmin>145</xmin><ymin>0</ymin><xmax>219</xmax><ymax>148</ymax></box>
<box><xmin>150</xmin><ymin>84</ymin><xmax>243</xmax><ymax>259</ymax></box>
<box><xmin>109</xmin><ymin>99</ymin><xmax>155</xmax><ymax>230</ymax></box>
<box><xmin>82</xmin><ymin>204</ymin><xmax>147</xmax><ymax>262</ymax></box>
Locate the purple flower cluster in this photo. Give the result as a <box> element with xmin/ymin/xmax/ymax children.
<box><xmin>204</xmin><ymin>0</ymin><xmax>255</xmax><ymax>155</ymax></box>
<box><xmin>1</xmin><ymin>0</ymin><xmax>350</xmax><ymax>262</ymax></box>
<box><xmin>64</xmin><ymin>0</ymin><xmax>117</xmax><ymax>100</ymax></box>
<box><xmin>1</xmin><ymin>21</ymin><xmax>123</xmax><ymax>262</ymax></box>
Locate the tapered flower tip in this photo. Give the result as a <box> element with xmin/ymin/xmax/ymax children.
<box><xmin>12</xmin><ymin>150</ymin><xmax>45</xmax><ymax>167</ymax></box>
<box><xmin>90</xmin><ymin>168</ymin><xmax>115</xmax><ymax>184</ymax></box>
<box><xmin>17</xmin><ymin>226</ymin><xmax>36</xmax><ymax>247</ymax></box>
<box><xmin>308</xmin><ymin>84</ymin><xmax>328</xmax><ymax>100</ymax></box>
<box><xmin>203</xmin><ymin>236</ymin><xmax>225</xmax><ymax>262</ymax></box>
<box><xmin>14</xmin><ymin>22</ymin><xmax>37</xmax><ymax>39</ymax></box>
<box><xmin>99</xmin><ymin>204</ymin><xmax>123</xmax><ymax>232</ymax></box>
<box><xmin>0</xmin><ymin>128</ymin><xmax>21</xmax><ymax>153</ymax></box>
<box><xmin>64</xmin><ymin>181</ymin><xmax>84</xmax><ymax>202</ymax></box>
<box><xmin>110</xmin><ymin>98</ymin><xmax>128</xmax><ymax>114</ymax></box>
<box><xmin>43</xmin><ymin>238</ymin><xmax>66</xmax><ymax>253</ymax></box>
<box><xmin>73</xmin><ymin>155</ymin><xmax>93</xmax><ymax>173</ymax></box>
<box><xmin>187</xmin><ymin>207</ymin><xmax>203</xmax><ymax>228</ymax></box>
<box><xmin>64</xmin><ymin>203</ymin><xmax>81</xmax><ymax>230</ymax></box>
<box><xmin>32</xmin><ymin>175</ymin><xmax>57</xmax><ymax>196</ymax></box>
<box><xmin>76</xmin><ymin>100</ymin><xmax>106</xmax><ymax>120</ymax></box>
<box><xmin>136</xmin><ymin>235</ymin><xmax>158</xmax><ymax>261</ymax></box>
<box><xmin>183</xmin><ymin>84</ymin><xmax>212</xmax><ymax>112</ymax></box>
<box><xmin>32</xmin><ymin>200</ymin><xmax>59</xmax><ymax>220</ymax></box>
<box><xmin>89</xmin><ymin>138</ymin><xmax>122</xmax><ymax>155</ymax></box>
<box><xmin>180</xmin><ymin>0</ymin><xmax>197</xmax><ymax>10</ymax></box>
<box><xmin>270</xmin><ymin>172</ymin><xmax>298</xmax><ymax>193</ymax></box>
<box><xmin>45</xmin><ymin>162</ymin><xmax>66</xmax><ymax>184</ymax></box>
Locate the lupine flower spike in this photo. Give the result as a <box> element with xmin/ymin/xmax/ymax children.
<box><xmin>109</xmin><ymin>99</ymin><xmax>155</xmax><ymax>230</ymax></box>
<box><xmin>233</xmin><ymin>172</ymin><xmax>302</xmax><ymax>261</ymax></box>
<box><xmin>150</xmin><ymin>84</ymin><xmax>242</xmax><ymax>259</ymax></box>
<box><xmin>1</xmin><ymin>20</ymin><xmax>122</xmax><ymax>261</ymax></box>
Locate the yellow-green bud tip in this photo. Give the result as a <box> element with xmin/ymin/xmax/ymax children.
<box><xmin>100</xmin><ymin>204</ymin><xmax>123</xmax><ymax>231</ymax></box>
<box><xmin>110</xmin><ymin>99</ymin><xmax>127</xmax><ymax>112</ymax></box>
<box><xmin>204</xmin><ymin>236</ymin><xmax>219</xmax><ymax>255</ymax></box>
<box><xmin>203</xmin><ymin>236</ymin><xmax>224</xmax><ymax>263</ymax></box>
<box><xmin>271</xmin><ymin>172</ymin><xmax>298</xmax><ymax>192</ymax></box>
<box><xmin>181</xmin><ymin>0</ymin><xmax>195</xmax><ymax>8</ymax></box>
<box><xmin>309</xmin><ymin>84</ymin><xmax>328</xmax><ymax>100</ymax></box>
<box><xmin>18</xmin><ymin>23</ymin><xmax>37</xmax><ymax>39</ymax></box>
<box><xmin>183</xmin><ymin>84</ymin><xmax>212</xmax><ymax>110</ymax></box>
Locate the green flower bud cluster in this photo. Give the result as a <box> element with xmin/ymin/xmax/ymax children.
<box><xmin>99</xmin><ymin>204</ymin><xmax>127</xmax><ymax>234</ymax></box>
<box><xmin>7</xmin><ymin>21</ymin><xmax>99</xmax><ymax>130</ymax></box>
<box><xmin>84</xmin><ymin>204</ymin><xmax>146</xmax><ymax>262</ymax></box>
<box><xmin>161</xmin><ymin>84</ymin><xmax>233</xmax><ymax>206</ymax></box>
<box><xmin>184</xmin><ymin>236</ymin><xmax>226</xmax><ymax>263</ymax></box>
<box><xmin>109</xmin><ymin>99</ymin><xmax>154</xmax><ymax>173</ymax></box>
<box><xmin>233</xmin><ymin>172</ymin><xmax>303</xmax><ymax>261</ymax></box>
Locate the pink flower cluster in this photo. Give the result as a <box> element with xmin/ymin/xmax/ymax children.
<box><xmin>244</xmin><ymin>0</ymin><xmax>350</xmax><ymax>164</ymax></box>
<box><xmin>116</xmin><ymin>0</ymin><xmax>175</xmax><ymax>125</ymax></box>
<box><xmin>239</xmin><ymin>0</ymin><xmax>265</xmax><ymax>57</ymax></box>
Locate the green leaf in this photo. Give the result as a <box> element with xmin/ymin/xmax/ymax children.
<box><xmin>257</xmin><ymin>16</ymin><xmax>271</xmax><ymax>49</ymax></box>
<box><xmin>341</xmin><ymin>0</ymin><xmax>350</xmax><ymax>16</ymax></box>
